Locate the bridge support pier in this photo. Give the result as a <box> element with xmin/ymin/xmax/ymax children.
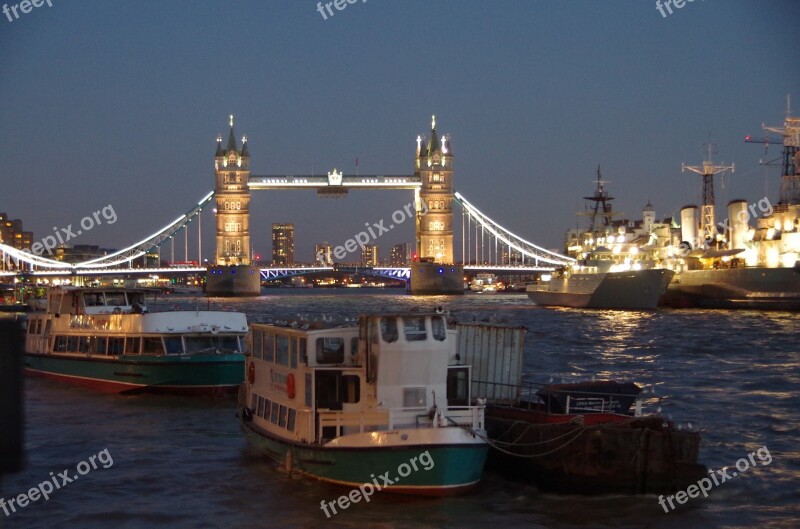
<box><xmin>409</xmin><ymin>262</ymin><xmax>464</xmax><ymax>295</ymax></box>
<box><xmin>206</xmin><ymin>265</ymin><xmax>261</xmax><ymax>297</ymax></box>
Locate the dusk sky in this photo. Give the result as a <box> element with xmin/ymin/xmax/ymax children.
<box><xmin>1</xmin><ymin>0</ymin><xmax>799</xmax><ymax>262</ymax></box>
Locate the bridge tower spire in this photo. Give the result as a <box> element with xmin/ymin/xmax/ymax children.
<box><xmin>415</xmin><ymin>115</ymin><xmax>454</xmax><ymax>263</ymax></box>
<box><xmin>214</xmin><ymin>114</ymin><xmax>252</xmax><ymax>265</ymax></box>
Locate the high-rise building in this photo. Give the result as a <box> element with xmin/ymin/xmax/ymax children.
<box><xmin>214</xmin><ymin>115</ymin><xmax>251</xmax><ymax>265</ymax></box>
<box><xmin>0</xmin><ymin>213</ymin><xmax>33</xmax><ymax>251</ymax></box>
<box><xmin>390</xmin><ymin>243</ymin><xmax>409</xmax><ymax>266</ymax></box>
<box><xmin>415</xmin><ymin>115</ymin><xmax>454</xmax><ymax>263</ymax></box>
<box><xmin>362</xmin><ymin>244</ymin><xmax>378</xmax><ymax>266</ymax></box>
<box><xmin>272</xmin><ymin>223</ymin><xmax>295</xmax><ymax>266</ymax></box>
<box><xmin>314</xmin><ymin>242</ymin><xmax>333</xmax><ymax>265</ymax></box>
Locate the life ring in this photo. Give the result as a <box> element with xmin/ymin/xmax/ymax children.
<box><xmin>287</xmin><ymin>373</ymin><xmax>296</xmax><ymax>399</ymax></box>
<box><xmin>248</xmin><ymin>362</ymin><xmax>255</xmax><ymax>385</ymax></box>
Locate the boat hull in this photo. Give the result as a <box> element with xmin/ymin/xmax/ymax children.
<box><xmin>24</xmin><ymin>353</ymin><xmax>243</xmax><ymax>395</ymax></box>
<box><xmin>485</xmin><ymin>405</ymin><xmax>707</xmax><ymax>495</ymax></box>
<box><xmin>527</xmin><ymin>269</ymin><xmax>674</xmax><ymax>309</ymax></box>
<box><xmin>241</xmin><ymin>419</ymin><xmax>488</xmax><ymax>495</ymax></box>
<box><xmin>661</xmin><ymin>266</ymin><xmax>800</xmax><ymax>310</ymax></box>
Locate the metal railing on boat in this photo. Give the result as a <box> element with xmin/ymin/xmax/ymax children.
<box><xmin>316</xmin><ymin>405</ymin><xmax>484</xmax><ymax>440</ymax></box>
<box><xmin>471</xmin><ymin>379</ymin><xmax>661</xmax><ymax>417</ymax></box>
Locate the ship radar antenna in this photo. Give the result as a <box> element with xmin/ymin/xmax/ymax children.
<box><xmin>682</xmin><ymin>140</ymin><xmax>735</xmax><ymax>247</ymax></box>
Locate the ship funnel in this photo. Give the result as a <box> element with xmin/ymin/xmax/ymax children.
<box><xmin>680</xmin><ymin>206</ymin><xmax>699</xmax><ymax>249</ymax></box>
<box><xmin>727</xmin><ymin>200</ymin><xmax>749</xmax><ymax>250</ymax></box>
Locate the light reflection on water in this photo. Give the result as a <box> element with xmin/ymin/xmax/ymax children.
<box><xmin>3</xmin><ymin>290</ymin><xmax>799</xmax><ymax>529</ymax></box>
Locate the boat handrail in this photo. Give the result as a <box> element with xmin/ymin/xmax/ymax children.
<box><xmin>472</xmin><ymin>378</ymin><xmax>658</xmax><ymax>417</ymax></box>
<box><xmin>316</xmin><ymin>404</ymin><xmax>485</xmax><ymax>439</ymax></box>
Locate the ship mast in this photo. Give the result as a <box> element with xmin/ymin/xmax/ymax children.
<box><xmin>761</xmin><ymin>95</ymin><xmax>800</xmax><ymax>205</ymax></box>
<box><xmin>682</xmin><ymin>144</ymin><xmax>735</xmax><ymax>246</ymax></box>
<box><xmin>583</xmin><ymin>165</ymin><xmax>614</xmax><ymax>235</ymax></box>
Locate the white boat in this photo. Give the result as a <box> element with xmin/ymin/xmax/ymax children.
<box><xmin>239</xmin><ymin>311</ymin><xmax>488</xmax><ymax>495</ymax></box>
<box><xmin>24</xmin><ymin>287</ymin><xmax>248</xmax><ymax>395</ymax></box>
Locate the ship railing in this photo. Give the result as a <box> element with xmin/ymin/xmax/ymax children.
<box><xmin>472</xmin><ymin>378</ymin><xmax>657</xmax><ymax>417</ymax></box>
<box><xmin>317</xmin><ymin>404</ymin><xmax>485</xmax><ymax>439</ymax></box>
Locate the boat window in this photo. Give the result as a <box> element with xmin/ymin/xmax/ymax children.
<box><xmin>143</xmin><ymin>337</ymin><xmax>164</xmax><ymax>355</ymax></box>
<box><xmin>276</xmin><ymin>335</ymin><xmax>290</xmax><ymax>366</ymax></box>
<box><xmin>342</xmin><ymin>375</ymin><xmax>360</xmax><ymax>404</ymax></box>
<box><xmin>290</xmin><ymin>341</ymin><xmax>298</xmax><ymax>369</ymax></box>
<box><xmin>89</xmin><ymin>336</ymin><xmax>107</xmax><ymax>355</ymax></box>
<box><xmin>105</xmin><ymin>292</ymin><xmax>126</xmax><ymax>307</ymax></box>
<box><xmin>263</xmin><ymin>332</ymin><xmax>275</xmax><ymax>362</ymax></box>
<box><xmin>258</xmin><ymin>396</ymin><xmax>265</xmax><ymax>417</ymax></box>
<box><xmin>215</xmin><ymin>336</ymin><xmax>240</xmax><ymax>354</ymax></box>
<box><xmin>299</xmin><ymin>338</ymin><xmax>307</xmax><ymax>364</ymax></box>
<box><xmin>253</xmin><ymin>331</ymin><xmax>262</xmax><ymax>359</ymax></box>
<box><xmin>350</xmin><ymin>337</ymin><xmax>359</xmax><ymax>360</ymax></box>
<box><xmin>78</xmin><ymin>336</ymin><xmax>90</xmax><ymax>353</ymax></box>
<box><xmin>431</xmin><ymin>316</ymin><xmax>446</xmax><ymax>341</ymax></box>
<box><xmin>84</xmin><ymin>293</ymin><xmax>104</xmax><ymax>307</ymax></box>
<box><xmin>264</xmin><ymin>399</ymin><xmax>271</xmax><ymax>420</ymax></box>
<box><xmin>66</xmin><ymin>336</ymin><xmax>79</xmax><ymax>352</ymax></box>
<box><xmin>380</xmin><ymin>317</ymin><xmax>398</xmax><ymax>343</ymax></box>
<box><xmin>278</xmin><ymin>405</ymin><xmax>287</xmax><ymax>428</ymax></box>
<box><xmin>251</xmin><ymin>393</ymin><xmax>257</xmax><ymax>412</ymax></box>
<box><xmin>128</xmin><ymin>292</ymin><xmax>145</xmax><ymax>306</ymax></box>
<box><xmin>107</xmin><ymin>337</ymin><xmax>124</xmax><ymax>355</ymax></box>
<box><xmin>164</xmin><ymin>337</ymin><xmax>183</xmax><ymax>355</ymax></box>
<box><xmin>403</xmin><ymin>387</ymin><xmax>426</xmax><ymax>407</ymax></box>
<box><xmin>447</xmin><ymin>366</ymin><xmax>470</xmax><ymax>407</ymax></box>
<box><xmin>403</xmin><ymin>317</ymin><xmax>427</xmax><ymax>342</ymax></box>
<box><xmin>125</xmin><ymin>337</ymin><xmax>140</xmax><ymax>355</ymax></box>
<box><xmin>305</xmin><ymin>373</ymin><xmax>312</xmax><ymax>407</ymax></box>
<box><xmin>54</xmin><ymin>336</ymin><xmax>67</xmax><ymax>352</ymax></box>
<box><xmin>287</xmin><ymin>409</ymin><xmax>296</xmax><ymax>432</ymax></box>
<box><xmin>270</xmin><ymin>402</ymin><xmax>279</xmax><ymax>424</ymax></box>
<box><xmin>27</xmin><ymin>319</ymin><xmax>34</xmax><ymax>333</ymax></box>
<box><xmin>316</xmin><ymin>337</ymin><xmax>344</xmax><ymax>364</ymax></box>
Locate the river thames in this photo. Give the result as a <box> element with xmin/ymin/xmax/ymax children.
<box><xmin>2</xmin><ymin>290</ymin><xmax>798</xmax><ymax>529</ymax></box>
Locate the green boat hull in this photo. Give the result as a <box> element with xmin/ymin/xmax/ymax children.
<box><xmin>241</xmin><ymin>420</ymin><xmax>488</xmax><ymax>495</ymax></box>
<box><xmin>24</xmin><ymin>353</ymin><xmax>244</xmax><ymax>395</ymax></box>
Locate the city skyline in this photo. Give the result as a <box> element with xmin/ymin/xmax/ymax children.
<box><xmin>1</xmin><ymin>1</ymin><xmax>799</xmax><ymax>263</ymax></box>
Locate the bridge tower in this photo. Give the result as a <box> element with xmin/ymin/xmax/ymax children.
<box><xmin>415</xmin><ymin>115</ymin><xmax>454</xmax><ymax>263</ymax></box>
<box><xmin>207</xmin><ymin>115</ymin><xmax>260</xmax><ymax>296</ymax></box>
<box><xmin>214</xmin><ymin>115</ymin><xmax>251</xmax><ymax>265</ymax></box>
<box><xmin>410</xmin><ymin>116</ymin><xmax>463</xmax><ymax>294</ymax></box>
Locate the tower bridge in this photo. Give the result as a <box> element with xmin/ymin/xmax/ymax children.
<box><xmin>1</xmin><ymin>115</ymin><xmax>575</xmax><ymax>295</ymax></box>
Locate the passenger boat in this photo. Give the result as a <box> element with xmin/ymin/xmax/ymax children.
<box><xmin>239</xmin><ymin>312</ymin><xmax>489</xmax><ymax>495</ymax></box>
<box><xmin>24</xmin><ymin>287</ymin><xmax>248</xmax><ymax>395</ymax></box>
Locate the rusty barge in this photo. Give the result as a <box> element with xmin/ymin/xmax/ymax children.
<box><xmin>455</xmin><ymin>322</ymin><xmax>707</xmax><ymax>494</ymax></box>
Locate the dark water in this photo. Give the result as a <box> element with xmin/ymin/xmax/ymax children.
<box><xmin>2</xmin><ymin>291</ymin><xmax>799</xmax><ymax>529</ymax></box>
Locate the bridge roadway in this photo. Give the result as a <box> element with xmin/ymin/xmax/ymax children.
<box><xmin>0</xmin><ymin>264</ymin><xmax>552</xmax><ymax>280</ymax></box>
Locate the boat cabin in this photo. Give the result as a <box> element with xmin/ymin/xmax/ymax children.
<box><xmin>246</xmin><ymin>313</ymin><xmax>480</xmax><ymax>446</ymax></box>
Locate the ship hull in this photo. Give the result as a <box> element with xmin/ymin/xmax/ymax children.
<box><xmin>241</xmin><ymin>419</ymin><xmax>487</xmax><ymax>495</ymax></box>
<box><xmin>661</xmin><ymin>266</ymin><xmax>800</xmax><ymax>310</ymax></box>
<box><xmin>527</xmin><ymin>269</ymin><xmax>674</xmax><ymax>310</ymax></box>
<box><xmin>485</xmin><ymin>405</ymin><xmax>707</xmax><ymax>495</ymax></box>
<box><xmin>24</xmin><ymin>353</ymin><xmax>243</xmax><ymax>395</ymax></box>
